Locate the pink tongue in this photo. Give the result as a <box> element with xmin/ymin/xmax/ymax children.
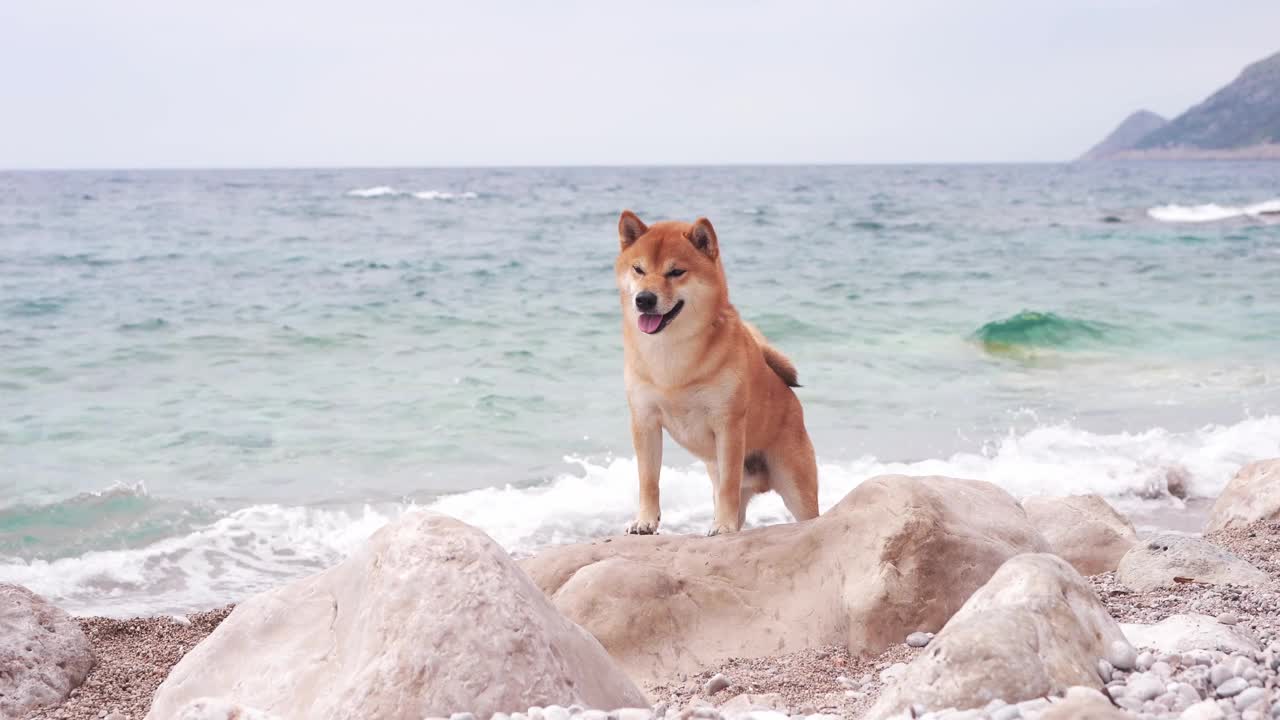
<box><xmin>638</xmin><ymin>313</ymin><xmax>663</xmax><ymax>334</ymax></box>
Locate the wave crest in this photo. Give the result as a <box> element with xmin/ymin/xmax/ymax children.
<box><xmin>1148</xmin><ymin>199</ymin><xmax>1280</xmax><ymax>223</ymax></box>
<box><xmin>345</xmin><ymin>187</ymin><xmax>478</xmax><ymax>200</ymax></box>
<box><xmin>972</xmin><ymin>311</ymin><xmax>1117</xmax><ymax>355</ymax></box>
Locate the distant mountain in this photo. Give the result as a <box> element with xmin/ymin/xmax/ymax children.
<box><xmin>1078</xmin><ymin>110</ymin><xmax>1168</xmax><ymax>161</ymax></box>
<box><xmin>1081</xmin><ymin>50</ymin><xmax>1280</xmax><ymax>160</ymax></box>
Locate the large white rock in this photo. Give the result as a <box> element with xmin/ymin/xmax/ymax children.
<box><xmin>146</xmin><ymin>513</ymin><xmax>646</xmax><ymax>720</ymax></box>
<box><xmin>1120</xmin><ymin>614</ymin><xmax>1260</xmax><ymax>655</ymax></box>
<box><xmin>1115</xmin><ymin>534</ymin><xmax>1269</xmax><ymax>591</ymax></box>
<box><xmin>867</xmin><ymin>554</ymin><xmax>1129</xmax><ymax>719</ymax></box>
<box><xmin>1206</xmin><ymin>459</ymin><xmax>1280</xmax><ymax>533</ymax></box>
<box><xmin>1021</xmin><ymin>494</ymin><xmax>1138</xmax><ymax>575</ymax></box>
<box><xmin>0</xmin><ymin>583</ymin><xmax>94</xmax><ymax>719</ymax></box>
<box><xmin>523</xmin><ymin>475</ymin><xmax>1051</xmax><ymax>682</ymax></box>
<box><xmin>174</xmin><ymin>698</ymin><xmax>283</xmax><ymax>720</ymax></box>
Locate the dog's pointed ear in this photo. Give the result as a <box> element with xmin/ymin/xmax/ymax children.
<box><xmin>685</xmin><ymin>217</ymin><xmax>718</xmax><ymax>260</ymax></box>
<box><xmin>618</xmin><ymin>210</ymin><xmax>648</xmax><ymax>249</ymax></box>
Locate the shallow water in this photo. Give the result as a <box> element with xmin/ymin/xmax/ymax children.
<box><xmin>2</xmin><ymin>163</ymin><xmax>1279</xmax><ymax>615</ymax></box>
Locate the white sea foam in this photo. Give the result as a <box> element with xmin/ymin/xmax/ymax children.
<box><xmin>345</xmin><ymin>185</ymin><xmax>401</xmax><ymax>198</ymax></box>
<box><xmin>1148</xmin><ymin>199</ymin><xmax>1280</xmax><ymax>223</ymax></box>
<box><xmin>3</xmin><ymin>416</ymin><xmax>1278</xmax><ymax>617</ymax></box>
<box><xmin>345</xmin><ymin>186</ymin><xmax>478</xmax><ymax>200</ymax></box>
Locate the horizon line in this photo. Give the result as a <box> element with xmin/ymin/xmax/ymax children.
<box><xmin>0</xmin><ymin>159</ymin><xmax>1085</xmax><ymax>173</ymax></box>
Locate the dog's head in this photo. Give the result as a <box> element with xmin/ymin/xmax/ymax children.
<box><xmin>614</xmin><ymin>210</ymin><xmax>726</xmax><ymax>337</ymax></box>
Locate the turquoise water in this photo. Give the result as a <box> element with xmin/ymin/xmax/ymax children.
<box><xmin>2</xmin><ymin>164</ymin><xmax>1279</xmax><ymax>615</ymax></box>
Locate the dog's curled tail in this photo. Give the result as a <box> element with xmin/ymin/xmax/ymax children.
<box><xmin>744</xmin><ymin>322</ymin><xmax>801</xmax><ymax>388</ymax></box>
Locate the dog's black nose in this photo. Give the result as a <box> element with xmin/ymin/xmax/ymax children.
<box><xmin>635</xmin><ymin>292</ymin><xmax>658</xmax><ymax>312</ymax></box>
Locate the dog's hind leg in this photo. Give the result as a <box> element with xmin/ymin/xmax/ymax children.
<box><xmin>766</xmin><ymin>436</ymin><xmax>819</xmax><ymax>522</ymax></box>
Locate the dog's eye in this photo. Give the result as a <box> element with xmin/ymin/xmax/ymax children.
<box><xmin>633</xmin><ymin>265</ymin><xmax>645</xmax><ymax>275</ymax></box>
<box><xmin>666</xmin><ymin>268</ymin><xmax>686</xmax><ymax>278</ymax></box>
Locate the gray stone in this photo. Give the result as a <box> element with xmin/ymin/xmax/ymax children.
<box><xmin>1210</xmin><ymin>664</ymin><xmax>1235</xmax><ymax>687</ymax></box>
<box><xmin>1116</xmin><ymin>534</ymin><xmax>1269</xmax><ymax>591</ymax></box>
<box><xmin>1180</xmin><ymin>699</ymin><xmax>1226</xmax><ymax>720</ymax></box>
<box><xmin>1129</xmin><ymin>673</ymin><xmax>1166</xmax><ymax>701</ymax></box>
<box><xmin>1215</xmin><ymin>677</ymin><xmax>1248</xmax><ymax>698</ymax></box>
<box><xmin>613</xmin><ymin>709</ymin><xmax>655</xmax><ymax>720</ymax></box>
<box><xmin>451</xmin><ymin>713</ymin><xmax>477</xmax><ymax>720</ymax></box>
<box><xmin>1097</xmin><ymin>658</ymin><xmax>1114</xmax><ymax>682</ymax></box>
<box><xmin>1152</xmin><ymin>661</ymin><xmax>1173</xmax><ymax>677</ymax></box>
<box><xmin>1124</xmin><ymin>615</ymin><xmax>1263</xmax><ymax>657</ymax></box>
<box><xmin>1235</xmin><ymin>688</ymin><xmax>1267</xmax><ymax>711</ymax></box>
<box><xmin>491</xmin><ymin>713</ymin><xmax>510</xmax><ymax>720</ymax></box>
<box><xmin>545</xmin><ymin>706</ymin><xmax>572</xmax><ymax>720</ymax></box>
<box><xmin>1137</xmin><ymin>651</ymin><xmax>1156</xmax><ymax>671</ymax></box>
<box><xmin>704</xmin><ymin>674</ymin><xmax>731</xmax><ymax>696</ymax></box>
<box><xmin>0</xmin><ymin>583</ymin><xmax>95</xmax><ymax>720</ymax></box>
<box><xmin>1217</xmin><ymin>613</ymin><xmax>1239</xmax><ymax>626</ymax></box>
<box><xmin>906</xmin><ymin>632</ymin><xmax>933</xmax><ymax>648</ymax></box>
<box><xmin>1109</xmin><ymin>639</ymin><xmax>1139</xmax><ymax>671</ymax></box>
<box><xmin>580</xmin><ymin>712</ymin><xmax>608</xmax><ymax>720</ymax></box>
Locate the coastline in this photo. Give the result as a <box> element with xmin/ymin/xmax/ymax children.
<box><xmin>17</xmin><ymin>483</ymin><xmax>1280</xmax><ymax>720</ymax></box>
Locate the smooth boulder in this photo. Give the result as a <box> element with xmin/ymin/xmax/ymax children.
<box><xmin>522</xmin><ymin>475</ymin><xmax>1051</xmax><ymax>682</ymax></box>
<box><xmin>1115</xmin><ymin>533</ymin><xmax>1269</xmax><ymax>591</ymax></box>
<box><xmin>175</xmin><ymin>698</ymin><xmax>283</xmax><ymax>720</ymax></box>
<box><xmin>867</xmin><ymin>554</ymin><xmax>1129</xmax><ymax>719</ymax></box>
<box><xmin>1206</xmin><ymin>459</ymin><xmax>1280</xmax><ymax>533</ymax></box>
<box><xmin>0</xmin><ymin>583</ymin><xmax>95</xmax><ymax>719</ymax></box>
<box><xmin>147</xmin><ymin>513</ymin><xmax>646</xmax><ymax>720</ymax></box>
<box><xmin>1121</xmin><ymin>614</ymin><xmax>1260</xmax><ymax>655</ymax></box>
<box><xmin>1021</xmin><ymin>494</ymin><xmax>1138</xmax><ymax>575</ymax></box>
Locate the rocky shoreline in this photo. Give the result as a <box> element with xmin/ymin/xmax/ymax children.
<box><xmin>3</xmin><ymin>460</ymin><xmax>1279</xmax><ymax>720</ymax></box>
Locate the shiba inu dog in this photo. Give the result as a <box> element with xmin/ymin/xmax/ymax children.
<box><xmin>614</xmin><ymin>210</ymin><xmax>819</xmax><ymax>536</ymax></box>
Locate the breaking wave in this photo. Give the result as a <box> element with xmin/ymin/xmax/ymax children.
<box><xmin>1147</xmin><ymin>199</ymin><xmax>1280</xmax><ymax>223</ymax></box>
<box><xmin>345</xmin><ymin>186</ymin><xmax>478</xmax><ymax>200</ymax></box>
<box><xmin>972</xmin><ymin>311</ymin><xmax>1120</xmax><ymax>356</ymax></box>
<box><xmin>3</xmin><ymin>416</ymin><xmax>1278</xmax><ymax>618</ymax></box>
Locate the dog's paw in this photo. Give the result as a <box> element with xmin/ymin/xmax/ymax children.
<box><xmin>706</xmin><ymin>523</ymin><xmax>739</xmax><ymax>537</ymax></box>
<box><xmin>625</xmin><ymin>518</ymin><xmax>659</xmax><ymax>535</ymax></box>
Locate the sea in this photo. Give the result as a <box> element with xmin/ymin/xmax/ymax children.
<box><xmin>2</xmin><ymin>163</ymin><xmax>1279</xmax><ymax>617</ymax></box>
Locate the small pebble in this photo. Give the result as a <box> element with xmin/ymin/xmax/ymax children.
<box><xmin>1216</xmin><ymin>677</ymin><xmax>1249</xmax><ymax>698</ymax></box>
<box><xmin>906</xmin><ymin>632</ymin><xmax>933</xmax><ymax>648</ymax></box>
<box><xmin>1129</xmin><ymin>672</ymin><xmax>1166</xmax><ymax>702</ymax></box>
<box><xmin>703</xmin><ymin>674</ymin><xmax>730</xmax><ymax>696</ymax></box>
<box><xmin>451</xmin><ymin>713</ymin><xmax>477</xmax><ymax>720</ymax></box>
<box><xmin>1210</xmin><ymin>664</ymin><xmax>1234</xmax><ymax>687</ymax></box>
<box><xmin>1217</xmin><ymin>612</ymin><xmax>1239</xmax><ymax>625</ymax></box>
<box><xmin>1181</xmin><ymin>699</ymin><xmax>1227</xmax><ymax>720</ymax></box>
<box><xmin>1152</xmin><ymin>661</ymin><xmax>1174</xmax><ymax>678</ymax></box>
<box><xmin>545</xmin><ymin>706</ymin><xmax>571</xmax><ymax>720</ymax></box>
<box><xmin>1097</xmin><ymin>658</ymin><xmax>1114</xmax><ymax>682</ymax></box>
<box><xmin>1235</xmin><ymin>687</ymin><xmax>1268</xmax><ymax>711</ymax></box>
<box><xmin>1137</xmin><ymin>651</ymin><xmax>1156</xmax><ymax>672</ymax></box>
<box><xmin>1108</xmin><ymin>640</ymin><xmax>1138</xmax><ymax>671</ymax></box>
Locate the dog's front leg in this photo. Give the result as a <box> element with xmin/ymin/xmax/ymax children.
<box><xmin>709</xmin><ymin>421</ymin><xmax>746</xmax><ymax>536</ymax></box>
<box><xmin>626</xmin><ymin>412</ymin><xmax>663</xmax><ymax>535</ymax></box>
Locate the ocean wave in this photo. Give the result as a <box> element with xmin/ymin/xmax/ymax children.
<box><xmin>3</xmin><ymin>416</ymin><xmax>1278</xmax><ymax>617</ymax></box>
<box><xmin>1147</xmin><ymin>199</ymin><xmax>1280</xmax><ymax>223</ymax></box>
<box><xmin>345</xmin><ymin>186</ymin><xmax>478</xmax><ymax>200</ymax></box>
<box><xmin>972</xmin><ymin>310</ymin><xmax>1120</xmax><ymax>355</ymax></box>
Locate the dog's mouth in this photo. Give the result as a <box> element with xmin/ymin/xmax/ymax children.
<box><xmin>637</xmin><ymin>301</ymin><xmax>684</xmax><ymax>335</ymax></box>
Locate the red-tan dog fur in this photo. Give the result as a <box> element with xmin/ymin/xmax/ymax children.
<box><xmin>614</xmin><ymin>210</ymin><xmax>819</xmax><ymax>536</ymax></box>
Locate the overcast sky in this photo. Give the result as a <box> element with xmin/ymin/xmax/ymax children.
<box><xmin>2</xmin><ymin>1</ymin><xmax>1278</xmax><ymax>168</ymax></box>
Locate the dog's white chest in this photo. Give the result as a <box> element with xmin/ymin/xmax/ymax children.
<box><xmin>628</xmin><ymin>382</ymin><xmax>724</xmax><ymax>460</ymax></box>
